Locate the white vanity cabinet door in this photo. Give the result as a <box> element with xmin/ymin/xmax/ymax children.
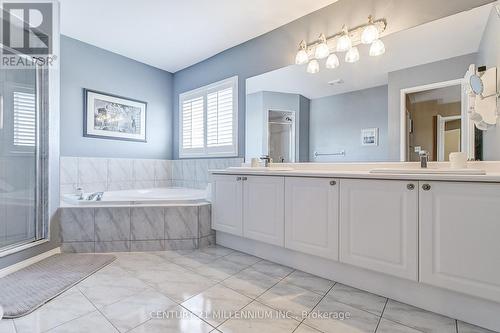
<box><xmin>419</xmin><ymin>181</ymin><xmax>500</xmax><ymax>303</ymax></box>
<box><xmin>242</xmin><ymin>176</ymin><xmax>285</xmax><ymax>246</ymax></box>
<box><xmin>212</xmin><ymin>174</ymin><xmax>243</xmax><ymax>236</ymax></box>
<box><xmin>284</xmin><ymin>177</ymin><xmax>339</xmax><ymax>260</ymax></box>
<box><xmin>340</xmin><ymin>179</ymin><xmax>418</xmax><ymax>280</ymax></box>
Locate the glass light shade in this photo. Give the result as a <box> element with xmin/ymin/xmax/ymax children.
<box><xmin>295</xmin><ymin>49</ymin><xmax>309</xmax><ymax>65</ymax></box>
<box><xmin>306</xmin><ymin>59</ymin><xmax>320</xmax><ymax>74</ymax></box>
<box><xmin>336</xmin><ymin>34</ymin><xmax>352</xmax><ymax>52</ymax></box>
<box><xmin>345</xmin><ymin>47</ymin><xmax>360</xmax><ymax>63</ymax></box>
<box><xmin>369</xmin><ymin>39</ymin><xmax>385</xmax><ymax>56</ymax></box>
<box><xmin>315</xmin><ymin>42</ymin><xmax>330</xmax><ymax>59</ymax></box>
<box><xmin>361</xmin><ymin>24</ymin><xmax>379</xmax><ymax>44</ymax></box>
<box><xmin>325</xmin><ymin>53</ymin><xmax>340</xmax><ymax>69</ymax></box>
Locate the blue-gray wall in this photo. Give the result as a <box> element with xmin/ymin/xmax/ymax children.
<box><xmin>172</xmin><ymin>0</ymin><xmax>493</xmax><ymax>159</ymax></box>
<box><xmin>310</xmin><ymin>85</ymin><xmax>389</xmax><ymax>162</ymax></box>
<box><xmin>60</xmin><ymin>36</ymin><xmax>174</xmax><ymax>159</ymax></box>
<box><xmin>478</xmin><ymin>8</ymin><xmax>500</xmax><ymax>160</ymax></box>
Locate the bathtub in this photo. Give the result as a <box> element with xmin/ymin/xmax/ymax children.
<box><xmin>59</xmin><ymin>186</ymin><xmax>214</xmax><ymax>253</ymax></box>
<box><xmin>62</xmin><ymin>187</ymin><xmax>210</xmax><ymax>206</ymax></box>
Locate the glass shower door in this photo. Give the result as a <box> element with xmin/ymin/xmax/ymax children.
<box><xmin>0</xmin><ymin>61</ymin><xmax>44</xmax><ymax>252</ymax></box>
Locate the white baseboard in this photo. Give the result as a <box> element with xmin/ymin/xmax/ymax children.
<box><xmin>217</xmin><ymin>232</ymin><xmax>500</xmax><ymax>332</ymax></box>
<box><xmin>0</xmin><ymin>247</ymin><xmax>61</xmax><ymax>278</ymax></box>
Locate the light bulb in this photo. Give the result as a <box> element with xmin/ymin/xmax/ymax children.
<box><xmin>306</xmin><ymin>59</ymin><xmax>320</xmax><ymax>74</ymax></box>
<box><xmin>369</xmin><ymin>39</ymin><xmax>385</xmax><ymax>56</ymax></box>
<box><xmin>295</xmin><ymin>40</ymin><xmax>309</xmax><ymax>65</ymax></box>
<box><xmin>326</xmin><ymin>53</ymin><xmax>340</xmax><ymax>69</ymax></box>
<box><xmin>361</xmin><ymin>15</ymin><xmax>380</xmax><ymax>44</ymax></box>
<box><xmin>295</xmin><ymin>49</ymin><xmax>309</xmax><ymax>65</ymax></box>
<box><xmin>314</xmin><ymin>33</ymin><xmax>330</xmax><ymax>59</ymax></box>
<box><xmin>336</xmin><ymin>25</ymin><xmax>351</xmax><ymax>52</ymax></box>
<box><xmin>345</xmin><ymin>47</ymin><xmax>360</xmax><ymax>63</ymax></box>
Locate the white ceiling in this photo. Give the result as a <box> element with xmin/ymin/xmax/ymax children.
<box><xmin>246</xmin><ymin>4</ymin><xmax>494</xmax><ymax>100</ymax></box>
<box><xmin>59</xmin><ymin>0</ymin><xmax>339</xmax><ymax>73</ymax></box>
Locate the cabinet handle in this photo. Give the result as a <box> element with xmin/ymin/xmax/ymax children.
<box><xmin>242</xmin><ymin>177</ymin><xmax>248</xmax><ymax>181</ymax></box>
<box><xmin>330</xmin><ymin>180</ymin><xmax>337</xmax><ymax>186</ymax></box>
<box><xmin>407</xmin><ymin>184</ymin><xmax>415</xmax><ymax>190</ymax></box>
<box><xmin>236</xmin><ymin>177</ymin><xmax>242</xmax><ymax>181</ymax></box>
<box><xmin>422</xmin><ymin>184</ymin><xmax>431</xmax><ymax>191</ymax></box>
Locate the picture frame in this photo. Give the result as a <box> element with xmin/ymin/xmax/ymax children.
<box><xmin>361</xmin><ymin>128</ymin><xmax>379</xmax><ymax>146</ymax></box>
<box><xmin>83</xmin><ymin>89</ymin><xmax>147</xmax><ymax>142</ymax></box>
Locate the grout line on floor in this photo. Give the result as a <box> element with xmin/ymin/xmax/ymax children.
<box><xmin>373</xmin><ymin>298</ymin><xmax>389</xmax><ymax>333</ymax></box>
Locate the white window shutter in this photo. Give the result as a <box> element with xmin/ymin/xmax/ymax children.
<box><xmin>13</xmin><ymin>91</ymin><xmax>36</xmax><ymax>147</ymax></box>
<box><xmin>182</xmin><ymin>96</ymin><xmax>204</xmax><ymax>149</ymax></box>
<box><xmin>207</xmin><ymin>87</ymin><xmax>233</xmax><ymax>147</ymax></box>
<box><xmin>179</xmin><ymin>76</ymin><xmax>238</xmax><ymax>158</ymax></box>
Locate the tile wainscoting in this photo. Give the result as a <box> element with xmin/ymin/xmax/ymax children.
<box><xmin>59</xmin><ymin>204</ymin><xmax>214</xmax><ymax>253</ymax></box>
<box><xmin>60</xmin><ymin>156</ymin><xmax>243</xmax><ymax>195</ymax></box>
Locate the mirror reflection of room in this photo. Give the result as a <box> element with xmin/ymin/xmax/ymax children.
<box><xmin>405</xmin><ymin>85</ymin><xmax>464</xmax><ymax>162</ymax></box>
<box><xmin>245</xmin><ymin>2</ymin><xmax>499</xmax><ymax>163</ymax></box>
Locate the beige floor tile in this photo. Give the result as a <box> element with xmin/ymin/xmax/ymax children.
<box><xmin>101</xmin><ymin>288</ymin><xmax>177</xmax><ymax>332</ymax></box>
<box><xmin>181</xmin><ymin>284</ymin><xmax>253</xmax><ymax>326</ymax></box>
<box><xmin>218</xmin><ymin>301</ymin><xmax>300</xmax><ymax>333</ymax></box>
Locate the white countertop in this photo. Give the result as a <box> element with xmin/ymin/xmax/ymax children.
<box><xmin>209</xmin><ymin>162</ymin><xmax>500</xmax><ymax>183</ymax></box>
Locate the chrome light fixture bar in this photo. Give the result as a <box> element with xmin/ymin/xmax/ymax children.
<box><xmin>295</xmin><ymin>16</ymin><xmax>387</xmax><ymax>73</ymax></box>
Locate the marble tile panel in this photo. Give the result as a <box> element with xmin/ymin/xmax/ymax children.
<box><xmin>13</xmin><ymin>290</ymin><xmax>95</xmax><ymax>333</ymax></box>
<box><xmin>181</xmin><ymin>284</ymin><xmax>253</xmax><ymax>326</ymax></box>
<box><xmin>154</xmin><ymin>160</ymin><xmax>172</xmax><ymax>181</ymax></box>
<box><xmin>131</xmin><ymin>207</ymin><xmax>164</xmax><ymax>240</ymax></box>
<box><xmin>129</xmin><ymin>305</ymin><xmax>214</xmax><ymax>333</ymax></box>
<box><xmin>59</xmin><ymin>208</ymin><xmax>94</xmax><ymax>242</ymax></box>
<box><xmin>101</xmin><ymin>288</ymin><xmax>176</xmax><ymax>332</ymax></box>
<box><xmin>133</xmin><ymin>159</ymin><xmax>156</xmax><ymax>181</ymax></box>
<box><xmin>305</xmin><ymin>296</ymin><xmax>380</xmax><ymax>333</ymax></box>
<box><xmin>108</xmin><ymin>158</ymin><xmax>133</xmax><ymax>183</ymax></box>
<box><xmin>95</xmin><ymin>207</ymin><xmax>131</xmax><ymax>241</ymax></box>
<box><xmin>61</xmin><ymin>241</ymin><xmax>95</xmax><ymax>253</ymax></box>
<box><xmin>78</xmin><ymin>157</ymin><xmax>108</xmax><ymax>184</ymax></box>
<box><xmin>382</xmin><ymin>300</ymin><xmax>457</xmax><ymax>333</ymax></box>
<box><xmin>47</xmin><ymin>311</ymin><xmax>118</xmax><ymax>333</ymax></box>
<box><xmin>327</xmin><ymin>283</ymin><xmax>387</xmax><ymax>316</ymax></box>
<box><xmin>60</xmin><ymin>157</ymin><xmax>78</xmax><ymax>184</ymax></box>
<box><xmin>164</xmin><ymin>206</ymin><xmax>198</xmax><ymax>239</ymax></box>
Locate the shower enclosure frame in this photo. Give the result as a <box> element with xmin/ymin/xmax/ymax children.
<box><xmin>0</xmin><ymin>48</ymin><xmax>49</xmax><ymax>255</ymax></box>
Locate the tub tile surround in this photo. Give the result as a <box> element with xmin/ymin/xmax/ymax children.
<box><xmin>59</xmin><ymin>204</ymin><xmax>214</xmax><ymax>253</ymax></box>
<box><xmin>60</xmin><ymin>156</ymin><xmax>243</xmax><ymax>195</ymax></box>
<box><xmin>5</xmin><ymin>246</ymin><xmax>496</xmax><ymax>333</ymax></box>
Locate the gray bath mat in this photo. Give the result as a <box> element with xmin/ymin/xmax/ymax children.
<box><xmin>0</xmin><ymin>253</ymin><xmax>115</xmax><ymax>318</ymax></box>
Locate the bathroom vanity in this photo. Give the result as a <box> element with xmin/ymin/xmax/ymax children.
<box><xmin>210</xmin><ymin>164</ymin><xmax>500</xmax><ymax>331</ymax></box>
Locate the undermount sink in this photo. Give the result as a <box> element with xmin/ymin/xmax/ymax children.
<box><xmin>228</xmin><ymin>166</ymin><xmax>294</xmax><ymax>171</ymax></box>
<box><xmin>369</xmin><ymin>168</ymin><xmax>486</xmax><ymax>175</ymax></box>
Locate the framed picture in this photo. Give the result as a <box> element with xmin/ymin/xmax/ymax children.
<box><xmin>361</xmin><ymin>128</ymin><xmax>378</xmax><ymax>146</ymax></box>
<box><xmin>83</xmin><ymin>89</ymin><xmax>147</xmax><ymax>142</ymax></box>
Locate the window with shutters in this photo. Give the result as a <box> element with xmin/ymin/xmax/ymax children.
<box><xmin>13</xmin><ymin>90</ymin><xmax>36</xmax><ymax>148</ymax></box>
<box><xmin>179</xmin><ymin>76</ymin><xmax>238</xmax><ymax>158</ymax></box>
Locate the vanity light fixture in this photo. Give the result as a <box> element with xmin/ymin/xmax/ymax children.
<box><xmin>294</xmin><ymin>15</ymin><xmax>387</xmax><ymax>73</ymax></box>
<box><xmin>361</xmin><ymin>15</ymin><xmax>380</xmax><ymax>44</ymax></box>
<box><xmin>315</xmin><ymin>33</ymin><xmax>330</xmax><ymax>59</ymax></box>
<box><xmin>369</xmin><ymin>39</ymin><xmax>385</xmax><ymax>56</ymax></box>
<box><xmin>326</xmin><ymin>53</ymin><xmax>340</xmax><ymax>69</ymax></box>
<box><xmin>295</xmin><ymin>40</ymin><xmax>309</xmax><ymax>65</ymax></box>
<box><xmin>307</xmin><ymin>59</ymin><xmax>320</xmax><ymax>74</ymax></box>
<box><xmin>336</xmin><ymin>25</ymin><xmax>352</xmax><ymax>52</ymax></box>
<box><xmin>345</xmin><ymin>47</ymin><xmax>360</xmax><ymax>63</ymax></box>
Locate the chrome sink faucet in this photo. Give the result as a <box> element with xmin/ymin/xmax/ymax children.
<box><xmin>260</xmin><ymin>155</ymin><xmax>271</xmax><ymax>167</ymax></box>
<box><xmin>87</xmin><ymin>192</ymin><xmax>104</xmax><ymax>201</ymax></box>
<box><xmin>419</xmin><ymin>150</ymin><xmax>429</xmax><ymax>168</ymax></box>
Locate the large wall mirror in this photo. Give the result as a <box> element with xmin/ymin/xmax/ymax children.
<box><xmin>245</xmin><ymin>3</ymin><xmax>499</xmax><ymax>163</ymax></box>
